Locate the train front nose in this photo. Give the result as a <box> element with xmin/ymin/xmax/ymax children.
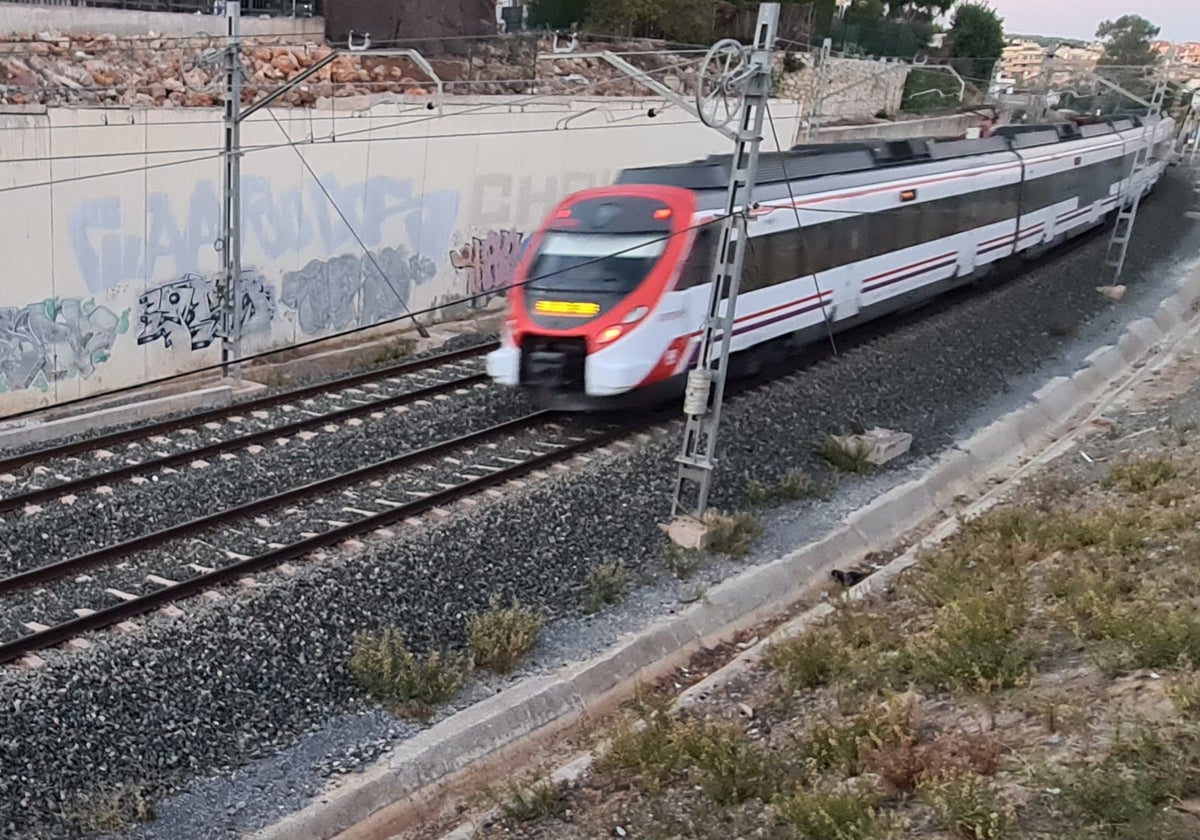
<box><xmin>519</xmin><ymin>337</ymin><xmax>588</xmax><ymax>390</ymax></box>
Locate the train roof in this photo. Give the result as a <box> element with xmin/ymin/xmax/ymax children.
<box><xmin>615</xmin><ymin>115</ymin><xmax>1150</xmax><ymax>192</ymax></box>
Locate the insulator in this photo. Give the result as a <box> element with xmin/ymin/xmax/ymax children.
<box><xmin>683</xmin><ymin>369</ymin><xmax>712</xmax><ymax>416</ymax></box>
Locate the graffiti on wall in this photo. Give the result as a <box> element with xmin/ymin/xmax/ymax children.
<box><xmin>468</xmin><ymin>172</ymin><xmax>606</xmax><ymax>228</ymax></box>
<box><xmin>137</xmin><ymin>270</ymin><xmax>277</xmax><ymax>351</ymax></box>
<box><xmin>280</xmin><ymin>245</ymin><xmax>438</xmax><ymax>335</ymax></box>
<box><xmin>0</xmin><ymin>298</ymin><xmax>130</xmax><ymax>393</ymax></box>
<box><xmin>68</xmin><ymin>175</ymin><xmax>461</xmax><ymax>294</ymax></box>
<box><xmin>450</xmin><ymin>230</ymin><xmax>527</xmax><ymax>309</ymax></box>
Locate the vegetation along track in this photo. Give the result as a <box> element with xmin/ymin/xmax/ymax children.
<box><xmin>0</xmin><ymin>409</ymin><xmax>647</xmax><ymax>666</ymax></box>
<box><xmin>0</xmin><ymin>343</ymin><xmax>499</xmax><ymax>508</ymax></box>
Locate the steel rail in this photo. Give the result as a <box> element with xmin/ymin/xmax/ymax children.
<box><xmin>0</xmin><ymin>342</ymin><xmax>499</xmax><ymax>473</ymax></box>
<box><xmin>0</xmin><ymin>410</ymin><xmax>646</xmax><ymax>666</ymax></box>
<box><xmin>0</xmin><ymin>371</ymin><xmax>491</xmax><ymax>514</ymax></box>
<box><xmin>0</xmin><ymin>410</ymin><xmax>559</xmax><ymax>597</ymax></box>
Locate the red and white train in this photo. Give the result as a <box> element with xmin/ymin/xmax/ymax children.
<box><xmin>487</xmin><ymin>114</ymin><xmax>1178</xmax><ymax>410</ymax></box>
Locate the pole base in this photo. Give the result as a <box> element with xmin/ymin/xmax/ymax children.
<box><xmin>661</xmin><ymin>515</ymin><xmax>711</xmax><ymax>551</ymax></box>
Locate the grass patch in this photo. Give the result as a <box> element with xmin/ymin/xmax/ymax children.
<box><xmin>818</xmin><ymin>434</ymin><xmax>875</xmax><ymax>474</ymax></box>
<box><xmin>64</xmin><ymin>783</ymin><xmax>156</xmax><ymax>833</ymax></box>
<box><xmin>583</xmin><ymin>559</ymin><xmax>628</xmax><ymax>613</ymax></box>
<box><xmin>747</xmin><ymin>469</ymin><xmax>825</xmax><ymax>505</ymax></box>
<box><xmin>599</xmin><ymin>701</ymin><xmax>780</xmax><ymax>804</ymax></box>
<box><xmin>774</xmin><ymin>786</ymin><xmax>885</xmax><ymax>839</ymax></box>
<box><xmin>1057</xmin><ymin>727</ymin><xmax>1200</xmax><ymax>838</ymax></box>
<box><xmin>703</xmin><ymin>510</ymin><xmax>763</xmax><ymax>559</ymax></box>
<box><xmin>917</xmin><ymin>769</ymin><xmax>1016</xmax><ymax>839</ymax></box>
<box><xmin>466</xmin><ymin>597</ymin><xmax>542</xmax><ymax>674</ymax></box>
<box><xmin>1104</xmin><ymin>456</ymin><xmax>1178</xmax><ymax>493</ymax></box>
<box><xmin>370</xmin><ymin>337</ymin><xmax>416</xmax><ymax>365</ymax></box>
<box><xmin>487</xmin><ymin>778</ymin><xmax>567</xmax><ymax>824</ymax></box>
<box><xmin>662</xmin><ymin>543</ymin><xmax>704</xmax><ymax>580</ymax></box>
<box><xmin>348</xmin><ymin>628</ymin><xmax>471</xmax><ymax>720</ymax></box>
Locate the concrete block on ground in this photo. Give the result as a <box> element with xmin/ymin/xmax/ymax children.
<box><xmin>567</xmin><ymin>616</ymin><xmax>697</xmax><ymax>703</ymax></box>
<box><xmin>827</xmin><ymin>427</ymin><xmax>913</xmax><ymax>466</ymax></box>
<box><xmin>844</xmin><ymin>479</ymin><xmax>936</xmax><ymax>553</ymax></box>
<box><xmin>664</xmin><ymin>516</ymin><xmax>709</xmax><ymax>551</ymax></box>
<box><xmin>1030</xmin><ymin>376</ymin><xmax>1081</xmax><ymax>425</ymax></box>
<box><xmin>1084</xmin><ymin>344</ymin><xmax>1124</xmax><ymax>383</ymax></box>
<box><xmin>388</xmin><ymin>677</ymin><xmax>582</xmax><ymax>791</ymax></box>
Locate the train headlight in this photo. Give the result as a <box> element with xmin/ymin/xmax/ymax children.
<box><xmin>598</xmin><ymin>325</ymin><xmax>624</xmax><ymax>345</ymax></box>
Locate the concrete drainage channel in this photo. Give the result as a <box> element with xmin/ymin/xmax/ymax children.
<box><xmin>244</xmin><ymin>264</ymin><xmax>1200</xmax><ymax>840</ymax></box>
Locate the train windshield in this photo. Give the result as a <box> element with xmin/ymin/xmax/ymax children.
<box><xmin>526</xmin><ymin>232</ymin><xmax>667</xmax><ymax>295</ymax></box>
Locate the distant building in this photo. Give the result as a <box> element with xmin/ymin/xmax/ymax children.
<box><xmin>1000</xmin><ymin>40</ymin><xmax>1048</xmax><ymax>87</ymax></box>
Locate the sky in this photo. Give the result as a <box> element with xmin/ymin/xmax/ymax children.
<box><xmin>982</xmin><ymin>0</ymin><xmax>1199</xmax><ymax>43</ymax></box>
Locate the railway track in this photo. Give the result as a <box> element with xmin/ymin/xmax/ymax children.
<box><xmin>0</xmin><ymin>410</ymin><xmax>652</xmax><ymax>666</ymax></box>
<box><xmin>0</xmin><ymin>341</ymin><xmax>500</xmax><ymax>489</ymax></box>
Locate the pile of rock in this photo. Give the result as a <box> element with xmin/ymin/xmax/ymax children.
<box><xmin>0</xmin><ymin>31</ymin><xmax>747</xmax><ymax>108</ymax></box>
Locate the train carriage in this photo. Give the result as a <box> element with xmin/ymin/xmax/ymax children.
<box><xmin>487</xmin><ymin>114</ymin><xmax>1177</xmax><ymax>410</ymax></box>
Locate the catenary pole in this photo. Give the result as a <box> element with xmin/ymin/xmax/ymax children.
<box><xmin>669</xmin><ymin>3</ymin><xmax>780</xmax><ymax>526</ymax></box>
<box><xmin>219</xmin><ymin>0</ymin><xmax>244</xmax><ymax>381</ymax></box>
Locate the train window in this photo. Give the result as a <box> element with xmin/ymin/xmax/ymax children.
<box><xmin>526</xmin><ymin>231</ymin><xmax>668</xmax><ymax>294</ymax></box>
<box><xmin>678</xmin><ymin>223</ymin><xmax>720</xmax><ymax>289</ymax></box>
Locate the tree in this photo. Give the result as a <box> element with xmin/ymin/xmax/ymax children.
<box><xmin>1096</xmin><ymin>15</ymin><xmax>1161</xmax><ymax>66</ymax></box>
<box><xmin>948</xmin><ymin>2</ymin><xmax>1005</xmax><ymax>83</ymax></box>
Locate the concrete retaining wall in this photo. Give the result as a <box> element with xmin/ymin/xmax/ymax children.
<box><xmin>0</xmin><ymin>95</ymin><xmax>802</xmax><ymax>415</ymax></box>
<box><xmin>809</xmin><ymin>113</ymin><xmax>980</xmax><ymax>144</ymax></box>
<box><xmin>0</xmin><ymin>4</ymin><xmax>325</xmax><ymax>37</ymax></box>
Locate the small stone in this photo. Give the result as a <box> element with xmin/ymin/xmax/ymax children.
<box><xmin>95</xmin><ymin>486</ymin><xmax>114</xmax><ymax>496</ymax></box>
<box><xmin>341</xmin><ymin>539</ymin><xmax>365</xmax><ymax>554</ymax></box>
<box><xmin>114</xmin><ymin>621</ymin><xmax>140</xmax><ymax>635</ymax></box>
<box><xmin>0</xmin><ymin>474</ymin><xmax>15</xmax><ymax>484</ymax></box>
<box><xmin>130</xmin><ymin>476</ymin><xmax>149</xmax><ymax>485</ymax></box>
<box><xmin>1097</xmin><ymin>284</ymin><xmax>1127</xmax><ymax>301</ymax></box>
<box><xmin>159</xmin><ymin>605</ymin><xmax>186</xmax><ymax>618</ymax></box>
<box><xmin>345</xmin><ymin>418</ymin><xmax>364</xmax><ymax>427</ymax></box>
<box><xmin>323</xmin><ymin>425</ymin><xmax>340</xmax><ymax>433</ymax></box>
<box><xmin>93</xmin><ymin>449</ymin><xmax>115</xmax><ymax>460</ymax></box>
<box><xmin>191</xmin><ymin>459</ymin><xmax>211</xmax><ymax>469</ymax></box>
<box><xmin>23</xmin><ymin>504</ymin><xmax>43</xmax><ymax>517</ymax></box>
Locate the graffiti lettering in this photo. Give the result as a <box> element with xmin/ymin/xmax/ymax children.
<box><xmin>137</xmin><ymin>271</ymin><xmax>276</xmax><ymax>351</ymax></box>
<box><xmin>0</xmin><ymin>298</ymin><xmax>129</xmax><ymax>393</ymax></box>
<box><xmin>280</xmin><ymin>246</ymin><xmax>437</xmax><ymax>335</ymax></box>
<box><xmin>470</xmin><ymin>171</ymin><xmax>606</xmax><ymax>228</ymax></box>
<box><xmin>450</xmin><ymin>230</ymin><xmax>527</xmax><ymax>309</ymax></box>
<box><xmin>69</xmin><ymin>176</ymin><xmax>460</xmax><ymax>294</ymax></box>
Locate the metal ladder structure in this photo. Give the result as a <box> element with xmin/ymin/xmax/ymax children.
<box><xmin>669</xmin><ymin>4</ymin><xmax>779</xmax><ymax>521</ymax></box>
<box><xmin>1103</xmin><ymin>71</ymin><xmax>1169</xmax><ymax>284</ymax></box>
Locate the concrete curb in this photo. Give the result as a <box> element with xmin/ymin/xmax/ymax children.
<box><xmin>249</xmin><ymin>263</ymin><xmax>1200</xmax><ymax>840</ymax></box>
<box><xmin>0</xmin><ymin>385</ymin><xmax>234</xmax><ymax>452</ymax></box>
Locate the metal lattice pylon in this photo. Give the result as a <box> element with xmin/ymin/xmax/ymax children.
<box><xmin>669</xmin><ymin>4</ymin><xmax>779</xmax><ymax>522</ymax></box>
<box><xmin>1103</xmin><ymin>71</ymin><xmax>1170</xmax><ymax>283</ymax></box>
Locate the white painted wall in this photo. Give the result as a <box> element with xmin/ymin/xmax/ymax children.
<box><xmin>0</xmin><ymin>94</ymin><xmax>803</xmax><ymax>414</ymax></box>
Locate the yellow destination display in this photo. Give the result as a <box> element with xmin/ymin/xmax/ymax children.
<box><xmin>534</xmin><ymin>300</ymin><xmax>600</xmax><ymax>316</ymax></box>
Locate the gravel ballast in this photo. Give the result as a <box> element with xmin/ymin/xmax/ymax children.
<box><xmin>1</xmin><ymin>174</ymin><xmax>1197</xmax><ymax>840</ymax></box>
